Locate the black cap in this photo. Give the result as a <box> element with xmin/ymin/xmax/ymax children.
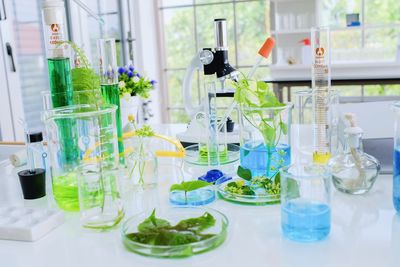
<box><xmin>27</xmin><ymin>132</ymin><xmax>43</xmax><ymax>143</ymax></box>
<box><xmin>18</xmin><ymin>168</ymin><xmax>46</xmax><ymax>199</ymax></box>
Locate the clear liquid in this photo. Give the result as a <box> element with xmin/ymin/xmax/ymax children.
<box><xmin>101</xmin><ymin>84</ymin><xmax>124</xmax><ymax>163</ymax></box>
<box><xmin>169</xmin><ymin>188</ymin><xmax>215</xmax><ymax>206</ymax></box>
<box><xmin>394</xmin><ymin>148</ymin><xmax>400</xmax><ymax>213</ymax></box>
<box><xmin>282</xmin><ymin>200</ymin><xmax>330</xmax><ymax>242</ymax></box>
<box><xmin>240</xmin><ymin>142</ymin><xmax>290</xmax><ymax>178</ymax></box>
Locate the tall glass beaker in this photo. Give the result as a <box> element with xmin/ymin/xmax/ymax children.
<box><xmin>43</xmin><ymin>104</ymin><xmax>123</xmax><ymax>217</ymax></box>
<box><xmin>239</xmin><ymin>104</ymin><xmax>293</xmax><ymax>178</ymax></box>
<box><xmin>393</xmin><ymin>102</ymin><xmax>400</xmax><ymax>213</ymax></box>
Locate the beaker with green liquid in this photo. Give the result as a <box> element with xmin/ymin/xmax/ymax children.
<box><xmin>43</xmin><ymin>104</ymin><xmax>124</xmax><ymax>223</ymax></box>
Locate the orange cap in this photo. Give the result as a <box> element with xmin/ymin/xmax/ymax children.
<box><xmin>258</xmin><ymin>37</ymin><xmax>275</xmax><ymax>59</ymax></box>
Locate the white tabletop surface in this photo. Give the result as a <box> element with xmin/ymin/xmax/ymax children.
<box><xmin>0</xmin><ymin>124</ymin><xmax>399</xmax><ymax>267</ymax></box>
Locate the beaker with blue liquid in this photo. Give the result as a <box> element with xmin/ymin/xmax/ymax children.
<box><xmin>280</xmin><ymin>164</ymin><xmax>331</xmax><ymax>242</ymax></box>
<box><xmin>239</xmin><ymin>104</ymin><xmax>292</xmax><ymax>178</ymax></box>
<box><xmin>393</xmin><ymin>102</ymin><xmax>400</xmax><ymax>213</ymax></box>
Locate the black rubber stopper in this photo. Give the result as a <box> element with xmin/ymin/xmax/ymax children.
<box><xmin>18</xmin><ymin>168</ymin><xmax>46</xmax><ymax>199</ymax></box>
<box><xmin>27</xmin><ymin>132</ymin><xmax>43</xmax><ymax>143</ymax></box>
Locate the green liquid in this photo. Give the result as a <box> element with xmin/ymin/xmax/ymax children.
<box><xmin>47</xmin><ymin>58</ymin><xmax>79</xmax><ymax>210</ymax></box>
<box><xmin>52</xmin><ymin>172</ymin><xmax>79</xmax><ymax>212</ymax></box>
<box><xmin>101</xmin><ymin>84</ymin><xmax>125</xmax><ymax>162</ymax></box>
<box><xmin>47</xmin><ymin>58</ymin><xmax>73</xmax><ymax>107</ymax></box>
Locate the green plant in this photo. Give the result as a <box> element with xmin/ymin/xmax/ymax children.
<box><xmin>170</xmin><ymin>180</ymin><xmax>211</xmax><ymax>204</ymax></box>
<box><xmin>126</xmin><ymin>209</ymin><xmax>216</xmax><ymax>246</ymax></box>
<box><xmin>118</xmin><ymin>65</ymin><xmax>155</xmax><ymax>99</ymax></box>
<box><xmin>58</xmin><ymin>41</ymin><xmax>102</xmax><ymax>106</ymax></box>
<box><xmin>236</xmin><ymin>165</ymin><xmax>281</xmax><ymax>196</ymax></box>
<box><xmin>225</xmin><ymin>180</ymin><xmax>255</xmax><ymax>196</ymax></box>
<box><xmin>234</xmin><ymin>77</ymin><xmax>288</xmax><ymax>178</ymax></box>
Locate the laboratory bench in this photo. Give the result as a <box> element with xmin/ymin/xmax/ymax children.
<box><xmin>0</xmin><ymin>124</ymin><xmax>399</xmax><ymax>267</ymax></box>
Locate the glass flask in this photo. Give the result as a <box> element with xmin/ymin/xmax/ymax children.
<box><xmin>393</xmin><ymin>102</ymin><xmax>400</xmax><ymax>213</ymax></box>
<box><xmin>328</xmin><ymin>126</ymin><xmax>380</xmax><ymax>194</ymax></box>
<box><xmin>280</xmin><ymin>164</ymin><xmax>331</xmax><ymax>242</ymax></box>
<box><xmin>43</xmin><ymin>104</ymin><xmax>124</xmax><ymax>228</ymax></box>
<box><xmin>124</xmin><ymin>136</ymin><xmax>158</xmax><ymax>189</ymax></box>
<box><xmin>239</xmin><ymin>104</ymin><xmax>292</xmax><ymax>178</ymax></box>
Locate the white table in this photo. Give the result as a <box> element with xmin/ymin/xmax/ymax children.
<box><xmin>0</xmin><ymin>125</ymin><xmax>399</xmax><ymax>267</ymax></box>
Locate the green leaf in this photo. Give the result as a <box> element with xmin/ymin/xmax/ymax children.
<box><xmin>174</xmin><ymin>212</ymin><xmax>216</xmax><ymax>233</ymax></box>
<box><xmin>170</xmin><ymin>180</ymin><xmax>211</xmax><ymax>192</ymax></box>
<box><xmin>138</xmin><ymin>209</ymin><xmax>171</xmax><ymax>232</ymax></box>
<box><xmin>237</xmin><ymin>166</ymin><xmax>252</xmax><ymax>181</ymax></box>
<box><xmin>286</xmin><ymin>178</ymin><xmax>300</xmax><ymax>198</ymax></box>
<box><xmin>279</xmin><ymin>121</ymin><xmax>288</xmax><ymax>135</ymax></box>
<box><xmin>274</xmin><ymin>172</ymin><xmax>281</xmax><ymax>185</ymax></box>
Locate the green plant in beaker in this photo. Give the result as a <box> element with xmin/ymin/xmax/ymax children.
<box><xmin>234</xmin><ymin>78</ymin><xmax>292</xmax><ymax>182</ymax></box>
<box><xmin>43</xmin><ymin>104</ymin><xmax>122</xmax><ymax>217</ymax></box>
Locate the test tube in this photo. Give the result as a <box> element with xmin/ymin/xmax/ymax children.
<box><xmin>98</xmin><ymin>38</ymin><xmax>125</xmax><ymax>162</ymax></box>
<box><xmin>311</xmin><ymin>27</ymin><xmax>331</xmax><ymax>164</ymax></box>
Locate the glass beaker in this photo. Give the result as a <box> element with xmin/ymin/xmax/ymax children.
<box><xmin>239</xmin><ymin>104</ymin><xmax>292</xmax><ymax>178</ymax></box>
<box><xmin>43</xmin><ymin>104</ymin><xmax>123</xmax><ymax>221</ymax></box>
<box><xmin>393</xmin><ymin>102</ymin><xmax>400</xmax><ymax>213</ymax></box>
<box><xmin>292</xmin><ymin>90</ymin><xmax>339</xmax><ymax>164</ymax></box>
<box><xmin>280</xmin><ymin>164</ymin><xmax>331</xmax><ymax>242</ymax></box>
<box><xmin>124</xmin><ymin>136</ymin><xmax>158</xmax><ymax>189</ymax></box>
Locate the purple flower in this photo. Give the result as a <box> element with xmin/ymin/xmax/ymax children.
<box><xmin>127</xmin><ymin>71</ymin><xmax>133</xmax><ymax>78</ymax></box>
<box><xmin>117</xmin><ymin>67</ymin><xmax>125</xmax><ymax>74</ymax></box>
<box><xmin>136</xmin><ymin>73</ymin><xmax>141</xmax><ymax>78</ymax></box>
<box><xmin>150</xmin><ymin>80</ymin><xmax>156</xmax><ymax>85</ymax></box>
<box><xmin>128</xmin><ymin>65</ymin><xmax>135</xmax><ymax>71</ymax></box>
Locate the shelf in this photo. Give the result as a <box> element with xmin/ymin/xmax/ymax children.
<box><xmin>271</xmin><ymin>29</ymin><xmax>310</xmax><ymax>35</ymax></box>
<box><xmin>269</xmin><ymin>62</ymin><xmax>400</xmax><ymax>80</ymax></box>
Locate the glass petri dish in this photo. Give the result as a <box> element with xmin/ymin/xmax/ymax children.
<box><xmin>169</xmin><ymin>187</ymin><xmax>216</xmax><ymax>206</ymax></box>
<box><xmin>121</xmin><ymin>207</ymin><xmax>228</xmax><ymax>258</ymax></box>
<box><xmin>217</xmin><ymin>178</ymin><xmax>280</xmax><ymax>205</ymax></box>
<box><xmin>184</xmin><ymin>143</ymin><xmax>240</xmax><ymax>166</ymax></box>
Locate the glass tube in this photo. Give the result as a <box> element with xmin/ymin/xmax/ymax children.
<box><xmin>311</xmin><ymin>27</ymin><xmax>331</xmax><ymax>164</ymax></box>
<box><xmin>98</xmin><ymin>38</ymin><xmax>125</xmax><ymax>163</ymax></box>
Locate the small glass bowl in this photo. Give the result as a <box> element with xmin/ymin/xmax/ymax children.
<box><xmin>121</xmin><ymin>207</ymin><xmax>228</xmax><ymax>258</ymax></box>
<box><xmin>217</xmin><ymin>178</ymin><xmax>280</xmax><ymax>205</ymax></box>
<box><xmin>169</xmin><ymin>186</ymin><xmax>216</xmax><ymax>206</ymax></box>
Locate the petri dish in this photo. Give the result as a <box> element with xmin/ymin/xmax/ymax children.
<box><xmin>121</xmin><ymin>207</ymin><xmax>228</xmax><ymax>258</ymax></box>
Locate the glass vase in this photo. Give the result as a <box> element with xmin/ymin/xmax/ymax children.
<box><xmin>239</xmin><ymin>103</ymin><xmax>293</xmax><ymax>179</ymax></box>
<box><xmin>124</xmin><ymin>137</ymin><xmax>158</xmax><ymax>190</ymax></box>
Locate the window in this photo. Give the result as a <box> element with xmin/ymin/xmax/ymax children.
<box><xmin>158</xmin><ymin>0</ymin><xmax>271</xmax><ymax>123</ymax></box>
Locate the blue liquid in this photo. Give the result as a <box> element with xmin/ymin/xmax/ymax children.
<box><xmin>169</xmin><ymin>188</ymin><xmax>215</xmax><ymax>206</ymax></box>
<box><xmin>282</xmin><ymin>200</ymin><xmax>331</xmax><ymax>242</ymax></box>
<box><xmin>240</xmin><ymin>142</ymin><xmax>290</xmax><ymax>178</ymax></box>
<box><xmin>394</xmin><ymin>148</ymin><xmax>400</xmax><ymax>213</ymax></box>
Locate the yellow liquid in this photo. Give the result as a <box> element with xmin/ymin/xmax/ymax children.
<box><xmin>313</xmin><ymin>152</ymin><xmax>331</xmax><ymax>165</ymax></box>
<box><xmin>52</xmin><ymin>172</ymin><xmax>79</xmax><ymax>212</ymax></box>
